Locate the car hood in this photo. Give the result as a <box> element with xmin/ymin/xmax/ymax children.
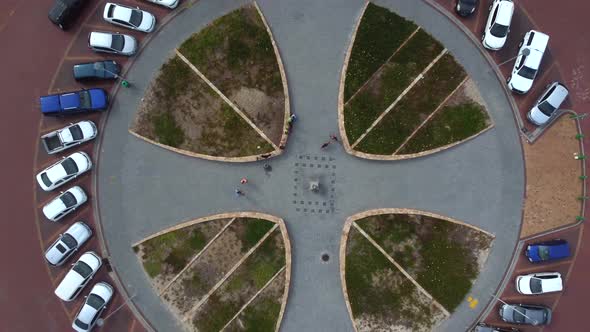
<box><xmin>77</xmin><ymin>121</ymin><xmax>98</xmax><ymax>139</ymax></box>
<box><xmin>79</xmin><ymin>251</ymin><xmax>102</xmax><ymax>270</ymax></box>
<box><xmin>70</xmin><ymin>152</ymin><xmax>92</xmax><ymax>172</ymax></box>
<box><xmin>138</xmin><ymin>12</ymin><xmax>156</xmax><ymax>32</ymax></box>
<box><xmin>528</xmin><ymin>106</ymin><xmax>550</xmax><ymax>125</ymax></box>
<box><xmin>516</xmin><ymin>276</ymin><xmax>533</xmax><ymax>294</ymax></box>
<box><xmin>121</xmin><ymin>35</ymin><xmax>137</xmax><ymax>54</ymax></box>
<box><xmin>67</xmin><ymin>222</ymin><xmax>92</xmax><ymax>242</ymax></box>
<box><xmin>509</xmin><ymin>74</ymin><xmax>533</xmax><ymax>93</ymax></box>
<box><xmin>87</xmin><ymin>89</ymin><xmax>108</xmax><ymax>109</ymax></box>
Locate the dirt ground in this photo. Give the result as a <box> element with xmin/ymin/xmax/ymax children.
<box><xmin>521</xmin><ymin>116</ymin><xmax>583</xmax><ymax>238</ymax></box>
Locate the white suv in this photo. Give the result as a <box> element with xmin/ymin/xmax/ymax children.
<box><xmin>44</xmin><ymin>221</ymin><xmax>92</xmax><ymax>266</ymax></box>
<box><xmin>528</xmin><ymin>82</ymin><xmax>569</xmax><ymax>126</ymax></box>
<box><xmin>482</xmin><ymin>0</ymin><xmax>514</xmax><ymax>50</ymax></box>
<box><xmin>36</xmin><ymin>151</ymin><xmax>92</xmax><ymax>191</ymax></box>
<box><xmin>42</xmin><ymin>186</ymin><xmax>88</xmax><ymax>222</ymax></box>
<box><xmin>55</xmin><ymin>251</ymin><xmax>102</xmax><ymax>301</ymax></box>
<box><xmin>507</xmin><ymin>30</ymin><xmax>550</xmax><ymax>94</ymax></box>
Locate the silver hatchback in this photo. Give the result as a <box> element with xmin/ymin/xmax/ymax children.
<box><xmin>527</xmin><ymin>82</ymin><xmax>569</xmax><ymax>126</ymax></box>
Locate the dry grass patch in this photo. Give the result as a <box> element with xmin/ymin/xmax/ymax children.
<box><xmin>521</xmin><ymin>116</ymin><xmax>583</xmax><ymax>237</ymax></box>
<box><xmin>178</xmin><ymin>5</ymin><xmax>285</xmax><ymax>145</ymax></box>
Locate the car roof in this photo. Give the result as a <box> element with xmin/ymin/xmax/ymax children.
<box><xmin>43</xmin><ymin>197</ymin><xmax>67</xmax><ymax>219</ymax></box>
<box><xmin>45</xmin><ymin>236</ymin><xmax>72</xmax><ymax>265</ymax></box>
<box><xmin>523</xmin><ymin>49</ymin><xmax>543</xmax><ymax>68</ymax></box>
<box><xmin>545</xmin><ymin>83</ymin><xmax>569</xmax><ymax>105</ymax></box>
<box><xmin>495</xmin><ymin>1</ymin><xmax>514</xmax><ymax>25</ymax></box>
<box><xmin>89</xmin><ymin>32</ymin><xmax>113</xmax><ymax>47</ymax></box>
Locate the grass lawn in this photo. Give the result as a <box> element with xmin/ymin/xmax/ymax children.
<box><xmin>344</xmin><ymin>29</ymin><xmax>443</xmax><ymax>143</ymax></box>
<box><xmin>345</xmin><ymin>227</ymin><xmax>443</xmax><ymax>331</ymax></box>
<box><xmin>355</xmin><ymin>53</ymin><xmax>467</xmax><ymax>154</ymax></box>
<box><xmin>357</xmin><ymin>214</ymin><xmax>493</xmax><ymax>312</ymax></box>
<box><xmin>399</xmin><ymin>102</ymin><xmax>490</xmax><ymax>154</ymax></box>
<box><xmin>178</xmin><ymin>5</ymin><xmax>285</xmax><ymax>144</ymax></box>
<box><xmin>192</xmin><ymin>230</ymin><xmax>285</xmax><ymax>332</ymax></box>
<box><xmin>344</xmin><ymin>3</ymin><xmax>417</xmax><ymax>102</ymax></box>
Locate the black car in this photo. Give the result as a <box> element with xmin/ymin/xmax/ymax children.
<box><xmin>473</xmin><ymin>323</ymin><xmax>520</xmax><ymax>332</ymax></box>
<box><xmin>455</xmin><ymin>0</ymin><xmax>479</xmax><ymax>17</ymax></box>
<box><xmin>73</xmin><ymin>61</ymin><xmax>120</xmax><ymax>81</ymax></box>
<box><xmin>48</xmin><ymin>0</ymin><xmax>86</xmax><ymax>30</ymax></box>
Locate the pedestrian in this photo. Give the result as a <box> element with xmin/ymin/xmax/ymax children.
<box><xmin>263</xmin><ymin>163</ymin><xmax>272</xmax><ymax>171</ymax></box>
<box><xmin>330</xmin><ymin>133</ymin><xmax>339</xmax><ymax>142</ymax></box>
<box><xmin>235</xmin><ymin>188</ymin><xmax>244</xmax><ymax>197</ymax></box>
<box><xmin>321</xmin><ymin>141</ymin><xmax>331</xmax><ymax>149</ymax></box>
<box><xmin>240</xmin><ymin>177</ymin><xmax>248</xmax><ymax>184</ymax></box>
<box><xmin>288</xmin><ymin>113</ymin><xmax>297</xmax><ymax>123</ymax></box>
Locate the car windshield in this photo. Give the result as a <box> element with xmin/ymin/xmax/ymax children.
<box><xmin>73</xmin><ymin>261</ymin><xmax>93</xmax><ymax>277</ymax></box>
<box><xmin>74</xmin><ymin>318</ymin><xmax>89</xmax><ymax>330</ymax></box>
<box><xmin>518</xmin><ymin>66</ymin><xmax>537</xmax><ymax>79</ymax></box>
<box><xmin>111</xmin><ymin>34</ymin><xmax>125</xmax><ymax>51</ymax></box>
<box><xmin>87</xmin><ymin>293</ymin><xmax>105</xmax><ymax>310</ymax></box>
<box><xmin>530</xmin><ymin>278</ymin><xmax>543</xmax><ymax>293</ymax></box>
<box><xmin>78</xmin><ymin>90</ymin><xmax>91</xmax><ymax>109</ymax></box>
<box><xmin>129</xmin><ymin>10</ymin><xmax>143</xmax><ymax>27</ymax></box>
<box><xmin>60</xmin><ymin>192</ymin><xmax>78</xmax><ymax>208</ymax></box>
<box><xmin>538</xmin><ymin>101</ymin><xmax>556</xmax><ymax>116</ymax></box>
<box><xmin>513</xmin><ymin>307</ymin><xmax>527</xmax><ymax>323</ymax></box>
<box><xmin>538</xmin><ymin>246</ymin><xmax>550</xmax><ymax>260</ymax></box>
<box><xmin>61</xmin><ymin>233</ymin><xmax>78</xmax><ymax>249</ymax></box>
<box><xmin>69</xmin><ymin>124</ymin><xmax>83</xmax><ymax>140</ymax></box>
<box><xmin>61</xmin><ymin>157</ymin><xmax>79</xmax><ymax>175</ymax></box>
<box><xmin>41</xmin><ymin>173</ymin><xmax>52</xmax><ymax>187</ymax></box>
<box><xmin>490</xmin><ymin>23</ymin><xmax>509</xmax><ymax>37</ymax></box>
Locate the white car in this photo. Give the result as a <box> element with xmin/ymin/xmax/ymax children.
<box><xmin>516</xmin><ymin>272</ymin><xmax>563</xmax><ymax>295</ymax></box>
<box><xmin>55</xmin><ymin>251</ymin><xmax>102</xmax><ymax>301</ymax></box>
<box><xmin>88</xmin><ymin>31</ymin><xmax>137</xmax><ymax>56</ymax></box>
<box><xmin>103</xmin><ymin>3</ymin><xmax>156</xmax><ymax>33</ymax></box>
<box><xmin>44</xmin><ymin>221</ymin><xmax>92</xmax><ymax>266</ymax></box>
<box><xmin>41</xmin><ymin>120</ymin><xmax>98</xmax><ymax>154</ymax></box>
<box><xmin>143</xmin><ymin>0</ymin><xmax>179</xmax><ymax>9</ymax></box>
<box><xmin>507</xmin><ymin>30</ymin><xmax>550</xmax><ymax>94</ymax></box>
<box><xmin>482</xmin><ymin>0</ymin><xmax>514</xmax><ymax>50</ymax></box>
<box><xmin>72</xmin><ymin>282</ymin><xmax>115</xmax><ymax>332</ymax></box>
<box><xmin>528</xmin><ymin>82</ymin><xmax>569</xmax><ymax>126</ymax></box>
<box><xmin>36</xmin><ymin>152</ymin><xmax>92</xmax><ymax>191</ymax></box>
<box><xmin>43</xmin><ymin>186</ymin><xmax>88</xmax><ymax>222</ymax></box>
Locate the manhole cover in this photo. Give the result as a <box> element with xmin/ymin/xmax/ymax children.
<box><xmin>321</xmin><ymin>253</ymin><xmax>330</xmax><ymax>262</ymax></box>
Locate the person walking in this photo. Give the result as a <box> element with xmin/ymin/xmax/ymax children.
<box><xmin>240</xmin><ymin>177</ymin><xmax>248</xmax><ymax>184</ymax></box>
<box><xmin>235</xmin><ymin>188</ymin><xmax>244</xmax><ymax>197</ymax></box>
<box><xmin>330</xmin><ymin>133</ymin><xmax>339</xmax><ymax>142</ymax></box>
<box><xmin>321</xmin><ymin>141</ymin><xmax>331</xmax><ymax>149</ymax></box>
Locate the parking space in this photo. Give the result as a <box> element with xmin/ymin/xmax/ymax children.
<box><xmin>32</xmin><ymin>0</ymin><xmax>180</xmax><ymax>331</ymax></box>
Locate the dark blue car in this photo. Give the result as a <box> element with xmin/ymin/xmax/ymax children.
<box><xmin>525</xmin><ymin>239</ymin><xmax>571</xmax><ymax>263</ymax></box>
<box><xmin>40</xmin><ymin>88</ymin><xmax>108</xmax><ymax>115</ymax></box>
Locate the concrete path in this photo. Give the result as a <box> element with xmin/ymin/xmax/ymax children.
<box><xmin>97</xmin><ymin>0</ymin><xmax>525</xmax><ymax>331</ymax></box>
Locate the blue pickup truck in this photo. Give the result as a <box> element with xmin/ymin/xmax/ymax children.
<box><xmin>40</xmin><ymin>88</ymin><xmax>108</xmax><ymax>115</ymax></box>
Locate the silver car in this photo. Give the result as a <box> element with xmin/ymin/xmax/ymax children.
<box><xmin>527</xmin><ymin>82</ymin><xmax>569</xmax><ymax>126</ymax></box>
<box><xmin>44</xmin><ymin>221</ymin><xmax>92</xmax><ymax>266</ymax></box>
<box><xmin>499</xmin><ymin>303</ymin><xmax>551</xmax><ymax>326</ymax></box>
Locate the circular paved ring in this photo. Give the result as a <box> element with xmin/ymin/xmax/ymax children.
<box><xmin>96</xmin><ymin>0</ymin><xmax>525</xmax><ymax>331</ymax></box>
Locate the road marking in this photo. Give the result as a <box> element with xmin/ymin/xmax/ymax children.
<box><xmin>351</xmin><ymin>49</ymin><xmax>448</xmax><ymax>149</ymax></box>
<box><xmin>175</xmin><ymin>49</ymin><xmax>279</xmax><ymax>150</ymax></box>
<box><xmin>467</xmin><ymin>296</ymin><xmax>479</xmax><ymax>309</ymax></box>
<box><xmin>220</xmin><ymin>265</ymin><xmax>286</xmax><ymax>331</ymax></box>
<box><xmin>344</xmin><ymin>27</ymin><xmax>422</xmax><ymax>105</ymax></box>
<box><xmin>516</xmin><ymin>259</ymin><xmax>573</xmax><ymax>274</ymax></box>
<box><xmin>64</xmin><ymin>55</ymin><xmax>104</xmax><ymax>62</ymax></box>
<box><xmin>159</xmin><ymin>218</ymin><xmax>237</xmax><ymax>295</ymax></box>
<box><xmin>352</xmin><ymin>222</ymin><xmax>451</xmax><ymax>317</ymax></box>
<box><xmin>393</xmin><ymin>76</ymin><xmax>469</xmax><ymax>155</ymax></box>
<box><xmin>182</xmin><ymin>224</ymin><xmax>280</xmax><ymax>320</ymax></box>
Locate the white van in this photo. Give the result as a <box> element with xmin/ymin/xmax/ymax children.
<box><xmin>507</xmin><ymin>30</ymin><xmax>550</xmax><ymax>94</ymax></box>
<box><xmin>55</xmin><ymin>251</ymin><xmax>102</xmax><ymax>301</ymax></box>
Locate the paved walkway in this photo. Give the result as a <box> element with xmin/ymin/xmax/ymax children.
<box><xmin>97</xmin><ymin>0</ymin><xmax>525</xmax><ymax>331</ymax></box>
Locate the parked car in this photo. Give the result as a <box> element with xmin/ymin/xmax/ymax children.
<box><xmin>103</xmin><ymin>3</ymin><xmax>156</xmax><ymax>33</ymax></box>
<box><xmin>42</xmin><ymin>186</ymin><xmax>88</xmax><ymax>222</ymax></box>
<box><xmin>88</xmin><ymin>31</ymin><xmax>138</xmax><ymax>56</ymax></box>
<box><xmin>40</xmin><ymin>89</ymin><xmax>108</xmax><ymax>116</ymax></box>
<box><xmin>74</xmin><ymin>61</ymin><xmax>120</xmax><ymax>81</ymax></box>
<box><xmin>48</xmin><ymin>0</ymin><xmax>86</xmax><ymax>30</ymax></box>
<box><xmin>55</xmin><ymin>251</ymin><xmax>102</xmax><ymax>301</ymax></box>
<box><xmin>44</xmin><ymin>221</ymin><xmax>92</xmax><ymax>266</ymax></box>
<box><xmin>516</xmin><ymin>272</ymin><xmax>563</xmax><ymax>295</ymax></box>
<box><xmin>72</xmin><ymin>282</ymin><xmax>114</xmax><ymax>332</ymax></box>
<box><xmin>41</xmin><ymin>121</ymin><xmax>98</xmax><ymax>154</ymax></box>
<box><xmin>36</xmin><ymin>152</ymin><xmax>92</xmax><ymax>191</ymax></box>
<box><xmin>473</xmin><ymin>323</ymin><xmax>520</xmax><ymax>332</ymax></box>
<box><xmin>525</xmin><ymin>239</ymin><xmax>571</xmax><ymax>263</ymax></box>
<box><xmin>527</xmin><ymin>82</ymin><xmax>569</xmax><ymax>125</ymax></box>
<box><xmin>482</xmin><ymin>0</ymin><xmax>514</xmax><ymax>50</ymax></box>
<box><xmin>456</xmin><ymin>0</ymin><xmax>479</xmax><ymax>17</ymax></box>
<box><xmin>507</xmin><ymin>30</ymin><xmax>550</xmax><ymax>94</ymax></box>
<box><xmin>143</xmin><ymin>0</ymin><xmax>179</xmax><ymax>9</ymax></box>
<box><xmin>499</xmin><ymin>303</ymin><xmax>552</xmax><ymax>325</ymax></box>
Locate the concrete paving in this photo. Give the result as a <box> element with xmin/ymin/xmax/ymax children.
<box><xmin>97</xmin><ymin>0</ymin><xmax>525</xmax><ymax>331</ymax></box>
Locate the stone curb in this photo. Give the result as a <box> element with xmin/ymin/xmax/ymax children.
<box><xmin>130</xmin><ymin>211</ymin><xmax>292</xmax><ymax>331</ymax></box>
<box><xmin>128</xmin><ymin>129</ymin><xmax>279</xmax><ymax>163</ymax></box>
<box><xmin>253</xmin><ymin>1</ymin><xmax>292</xmax><ymax>150</ymax></box>
<box><xmin>339</xmin><ymin>215</ymin><xmax>359</xmax><ymax>332</ymax></box>
<box><xmin>338</xmin><ymin>1</ymin><xmax>368</xmax><ymax>151</ymax></box>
